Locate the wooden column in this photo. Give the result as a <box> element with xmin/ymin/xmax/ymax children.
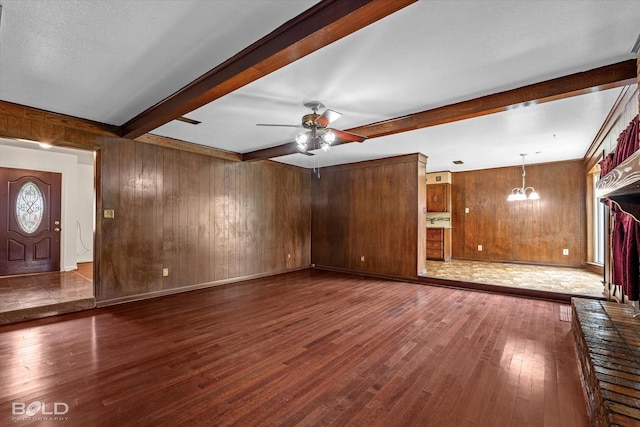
<box><xmin>417</xmin><ymin>155</ymin><xmax>428</xmax><ymax>273</ymax></box>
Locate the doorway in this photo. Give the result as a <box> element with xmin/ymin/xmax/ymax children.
<box><xmin>0</xmin><ymin>140</ymin><xmax>96</xmax><ymax>324</ymax></box>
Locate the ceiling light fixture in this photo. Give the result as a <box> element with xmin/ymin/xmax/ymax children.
<box><xmin>295</xmin><ymin>102</ymin><xmax>338</xmax><ymax>154</ymax></box>
<box><xmin>507</xmin><ymin>153</ymin><xmax>540</xmax><ymax>201</ymax></box>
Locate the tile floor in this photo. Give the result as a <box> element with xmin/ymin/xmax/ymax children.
<box><xmin>422</xmin><ymin>259</ymin><xmax>605</xmax><ymax>298</ymax></box>
<box><xmin>0</xmin><ymin>270</ymin><xmax>93</xmax><ymax>312</ymax></box>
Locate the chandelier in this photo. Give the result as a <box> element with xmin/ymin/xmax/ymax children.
<box><xmin>507</xmin><ymin>153</ymin><xmax>540</xmax><ymax>201</ymax></box>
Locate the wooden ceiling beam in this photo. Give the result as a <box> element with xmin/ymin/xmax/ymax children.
<box><xmin>346</xmin><ymin>59</ymin><xmax>638</xmax><ymax>139</ymax></box>
<box><xmin>121</xmin><ymin>0</ymin><xmax>417</xmax><ymax>139</ymax></box>
<box><xmin>243</xmin><ymin>59</ymin><xmax>637</xmax><ymax>162</ymax></box>
<box><xmin>242</xmin><ymin>134</ymin><xmax>361</xmax><ymax>162</ymax></box>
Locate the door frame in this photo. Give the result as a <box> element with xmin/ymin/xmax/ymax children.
<box><xmin>0</xmin><ymin>140</ymin><xmax>99</xmax><ymax>297</ymax></box>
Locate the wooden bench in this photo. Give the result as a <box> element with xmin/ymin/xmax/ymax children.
<box><xmin>572</xmin><ymin>298</ymin><xmax>640</xmax><ymax>426</ymax></box>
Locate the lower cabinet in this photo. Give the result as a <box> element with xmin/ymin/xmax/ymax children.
<box><xmin>426</xmin><ymin>228</ymin><xmax>451</xmax><ymax>261</ymax></box>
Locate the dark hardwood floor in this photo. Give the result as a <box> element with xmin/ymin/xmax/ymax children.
<box><xmin>0</xmin><ymin>270</ymin><xmax>588</xmax><ymax>426</ymax></box>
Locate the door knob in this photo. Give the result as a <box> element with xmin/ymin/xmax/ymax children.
<box><xmin>54</xmin><ymin>227</ymin><xmax>60</xmax><ymax>232</ymax></box>
<box><xmin>54</xmin><ymin>220</ymin><xmax>60</xmax><ymax>225</ymax></box>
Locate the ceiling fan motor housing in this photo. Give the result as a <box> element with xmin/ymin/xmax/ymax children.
<box><xmin>302</xmin><ymin>113</ymin><xmax>322</xmax><ymax>128</ymax></box>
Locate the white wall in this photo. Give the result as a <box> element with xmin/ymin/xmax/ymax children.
<box><xmin>76</xmin><ymin>164</ymin><xmax>95</xmax><ymax>263</ymax></box>
<box><xmin>0</xmin><ymin>140</ymin><xmax>94</xmax><ymax>271</ymax></box>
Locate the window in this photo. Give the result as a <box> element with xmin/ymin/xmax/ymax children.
<box><xmin>16</xmin><ymin>181</ymin><xmax>44</xmax><ymax>234</ymax></box>
<box><xmin>591</xmin><ymin>172</ymin><xmax>605</xmax><ymax>264</ymax></box>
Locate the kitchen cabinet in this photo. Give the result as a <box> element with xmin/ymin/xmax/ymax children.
<box><xmin>426</xmin><ymin>227</ymin><xmax>451</xmax><ymax>261</ymax></box>
<box><xmin>427</xmin><ymin>183</ymin><xmax>450</xmax><ymax>212</ymax></box>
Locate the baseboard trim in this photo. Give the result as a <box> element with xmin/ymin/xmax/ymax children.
<box><xmin>585</xmin><ymin>262</ymin><xmax>604</xmax><ymax>276</ymax></box>
<box><xmin>96</xmin><ymin>266</ymin><xmax>309</xmax><ymax>307</ymax></box>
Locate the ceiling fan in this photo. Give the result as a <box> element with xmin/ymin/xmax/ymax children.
<box><xmin>257</xmin><ymin>101</ymin><xmax>366</xmax><ymax>155</ymax></box>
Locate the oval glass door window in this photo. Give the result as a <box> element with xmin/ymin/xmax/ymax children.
<box><xmin>16</xmin><ymin>181</ymin><xmax>45</xmax><ymax>234</ymax></box>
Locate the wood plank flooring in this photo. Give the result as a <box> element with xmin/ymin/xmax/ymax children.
<box><xmin>0</xmin><ymin>270</ymin><xmax>589</xmax><ymax>426</ymax></box>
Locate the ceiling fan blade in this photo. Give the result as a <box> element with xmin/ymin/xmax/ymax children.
<box><xmin>331</xmin><ymin>129</ymin><xmax>367</xmax><ymax>143</ymax></box>
<box><xmin>315</xmin><ymin>109</ymin><xmax>342</xmax><ymax>127</ymax></box>
<box><xmin>256</xmin><ymin>123</ymin><xmax>302</xmax><ymax>128</ymax></box>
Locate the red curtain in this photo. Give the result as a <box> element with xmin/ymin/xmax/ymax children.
<box><xmin>600</xmin><ymin>115</ymin><xmax>640</xmax><ymax>300</ymax></box>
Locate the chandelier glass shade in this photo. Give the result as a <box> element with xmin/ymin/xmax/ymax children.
<box><xmin>296</xmin><ymin>128</ymin><xmax>335</xmax><ymax>153</ymax></box>
<box><xmin>507</xmin><ymin>154</ymin><xmax>540</xmax><ymax>201</ymax></box>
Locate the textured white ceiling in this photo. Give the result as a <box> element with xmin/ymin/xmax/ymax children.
<box><xmin>1</xmin><ymin>0</ymin><xmax>639</xmax><ymax>172</ymax></box>
<box><xmin>0</xmin><ymin>0</ymin><xmax>317</xmax><ymax>124</ymax></box>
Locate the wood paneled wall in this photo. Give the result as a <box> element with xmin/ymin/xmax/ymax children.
<box><xmin>311</xmin><ymin>154</ymin><xmax>427</xmax><ymax>279</ymax></box>
<box><xmin>97</xmin><ymin>137</ymin><xmax>311</xmax><ymax>303</ymax></box>
<box><xmin>0</xmin><ymin>100</ymin><xmax>313</xmax><ymax>303</ymax></box>
<box><xmin>451</xmin><ymin>160</ymin><xmax>585</xmax><ymax>266</ymax></box>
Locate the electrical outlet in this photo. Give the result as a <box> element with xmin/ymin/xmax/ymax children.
<box><xmin>162</xmin><ymin>268</ymin><xmax>169</xmax><ymax>277</ymax></box>
<box><xmin>562</xmin><ymin>249</ymin><xmax>569</xmax><ymax>256</ymax></box>
<box><xmin>477</xmin><ymin>245</ymin><xmax>483</xmax><ymax>251</ymax></box>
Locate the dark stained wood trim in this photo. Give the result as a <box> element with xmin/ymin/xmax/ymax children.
<box><xmin>0</xmin><ymin>100</ymin><xmax>117</xmax><ymax>152</ymax></box>
<box><xmin>319</xmin><ymin>152</ymin><xmax>426</xmax><ymax>172</ymax></box>
<box><xmin>347</xmin><ymin>60</ymin><xmax>638</xmax><ymax>139</ymax></box>
<box><xmin>135</xmin><ymin>133</ymin><xmax>242</xmax><ymax>161</ymax></box>
<box><xmin>0</xmin><ymin>100</ymin><xmax>119</xmax><ymax>136</ymax></box>
<box><xmin>242</xmin><ymin>60</ymin><xmax>638</xmax><ymax>162</ymax></box>
<box><xmin>582</xmin><ymin>86</ymin><xmax>638</xmax><ymax>172</ymax></box>
<box><xmin>120</xmin><ymin>0</ymin><xmax>417</xmax><ymax>139</ymax></box>
<box><xmin>0</xmin><ymin>100</ymin><xmax>118</xmax><ymax>151</ymax></box>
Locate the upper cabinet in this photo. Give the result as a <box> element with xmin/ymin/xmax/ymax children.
<box><xmin>426</xmin><ymin>172</ymin><xmax>452</xmax><ymax>213</ymax></box>
<box><xmin>427</xmin><ymin>183</ymin><xmax>449</xmax><ymax>212</ymax></box>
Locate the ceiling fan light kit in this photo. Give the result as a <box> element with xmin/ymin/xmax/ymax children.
<box><xmin>257</xmin><ymin>101</ymin><xmax>366</xmax><ymax>156</ymax></box>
